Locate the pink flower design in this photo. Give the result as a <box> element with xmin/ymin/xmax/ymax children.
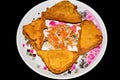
<box><xmin>22</xmin><ymin>44</ymin><xmax>25</xmax><ymax>47</ymax></box>
<box><xmin>43</xmin><ymin>66</ymin><xmax>48</xmax><ymax>70</ymax></box>
<box><xmin>49</xmin><ymin>20</ymin><xmax>57</xmax><ymax>27</ymax></box>
<box><xmin>70</xmin><ymin>25</ymin><xmax>76</xmax><ymax>33</ymax></box>
<box><xmin>70</xmin><ymin>64</ymin><xmax>76</xmax><ymax>71</ymax></box>
<box><xmin>87</xmin><ymin>60</ymin><xmax>91</xmax><ymax>64</ymax></box>
<box><xmin>30</xmin><ymin>49</ymin><xmax>34</xmax><ymax>54</ymax></box>
<box><xmin>85</xmin><ymin>10</ymin><xmax>94</xmax><ymax>20</ymax></box>
<box><xmin>88</xmin><ymin>53</ymin><xmax>95</xmax><ymax>60</ymax></box>
<box><xmin>85</xmin><ymin>10</ymin><xmax>100</xmax><ymax>28</ymax></box>
<box><xmin>86</xmin><ymin>45</ymin><xmax>101</xmax><ymax>64</ymax></box>
<box><xmin>86</xmin><ymin>15</ymin><xmax>93</xmax><ymax>20</ymax></box>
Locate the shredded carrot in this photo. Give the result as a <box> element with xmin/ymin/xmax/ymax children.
<box><xmin>61</xmin><ymin>29</ymin><xmax>67</xmax><ymax>40</ymax></box>
<box><xmin>53</xmin><ymin>35</ymin><xmax>59</xmax><ymax>41</ymax></box>
<box><xmin>68</xmin><ymin>38</ymin><xmax>73</xmax><ymax>47</ymax></box>
<box><xmin>46</xmin><ymin>23</ymin><xmax>78</xmax><ymax>50</ymax></box>
<box><xmin>76</xmin><ymin>33</ymin><xmax>79</xmax><ymax>38</ymax></box>
<box><xmin>60</xmin><ymin>42</ymin><xmax>67</xmax><ymax>50</ymax></box>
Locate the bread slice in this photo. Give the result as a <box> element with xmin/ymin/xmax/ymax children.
<box><xmin>37</xmin><ymin>50</ymin><xmax>79</xmax><ymax>74</ymax></box>
<box><xmin>42</xmin><ymin>1</ymin><xmax>82</xmax><ymax>23</ymax></box>
<box><xmin>78</xmin><ymin>20</ymin><xmax>102</xmax><ymax>54</ymax></box>
<box><xmin>23</xmin><ymin>18</ymin><xmax>46</xmax><ymax>50</ymax></box>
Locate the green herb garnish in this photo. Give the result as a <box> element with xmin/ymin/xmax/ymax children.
<box><xmin>72</xmin><ymin>35</ymin><xmax>76</xmax><ymax>38</ymax></box>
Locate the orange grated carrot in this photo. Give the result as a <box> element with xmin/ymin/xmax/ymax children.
<box><xmin>68</xmin><ymin>38</ymin><xmax>73</xmax><ymax>47</ymax></box>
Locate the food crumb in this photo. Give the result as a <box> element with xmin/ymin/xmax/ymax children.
<box><xmin>68</xmin><ymin>70</ymin><xmax>71</xmax><ymax>74</ymax></box>
<box><xmin>37</xmin><ymin>65</ymin><xmax>40</xmax><ymax>68</ymax></box>
<box><xmin>33</xmin><ymin>18</ymin><xmax>35</xmax><ymax>20</ymax></box>
<box><xmin>27</xmin><ymin>49</ymin><xmax>30</xmax><ymax>52</ymax></box>
<box><xmin>33</xmin><ymin>54</ymin><xmax>36</xmax><ymax>57</ymax></box>
<box><xmin>38</xmin><ymin>12</ymin><xmax>40</xmax><ymax>15</ymax></box>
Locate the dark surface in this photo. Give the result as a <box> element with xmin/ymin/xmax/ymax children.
<box><xmin>4</xmin><ymin>0</ymin><xmax>118</xmax><ymax>80</ymax></box>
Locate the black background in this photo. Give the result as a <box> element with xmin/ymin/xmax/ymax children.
<box><xmin>4</xmin><ymin>0</ymin><xmax>118</xmax><ymax>80</ymax></box>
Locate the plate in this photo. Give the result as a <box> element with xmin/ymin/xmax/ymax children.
<box><xmin>16</xmin><ymin>0</ymin><xmax>107</xmax><ymax>79</ymax></box>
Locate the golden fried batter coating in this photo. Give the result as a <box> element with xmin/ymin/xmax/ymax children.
<box><xmin>42</xmin><ymin>1</ymin><xmax>82</xmax><ymax>23</ymax></box>
<box><xmin>78</xmin><ymin>20</ymin><xmax>102</xmax><ymax>54</ymax></box>
<box><xmin>37</xmin><ymin>50</ymin><xmax>79</xmax><ymax>74</ymax></box>
<box><xmin>23</xmin><ymin>18</ymin><xmax>46</xmax><ymax>50</ymax></box>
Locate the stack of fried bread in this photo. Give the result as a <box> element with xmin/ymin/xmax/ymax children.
<box><xmin>23</xmin><ymin>0</ymin><xmax>102</xmax><ymax>74</ymax></box>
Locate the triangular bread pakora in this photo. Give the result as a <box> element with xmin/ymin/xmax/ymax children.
<box><xmin>23</xmin><ymin>18</ymin><xmax>46</xmax><ymax>50</ymax></box>
<box><xmin>37</xmin><ymin>50</ymin><xmax>79</xmax><ymax>74</ymax></box>
<box><xmin>78</xmin><ymin>20</ymin><xmax>102</xmax><ymax>54</ymax></box>
<box><xmin>42</xmin><ymin>1</ymin><xmax>82</xmax><ymax>23</ymax></box>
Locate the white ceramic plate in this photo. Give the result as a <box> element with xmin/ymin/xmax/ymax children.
<box><xmin>16</xmin><ymin>0</ymin><xmax>107</xmax><ymax>79</ymax></box>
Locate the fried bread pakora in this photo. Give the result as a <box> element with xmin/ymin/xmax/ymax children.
<box><xmin>23</xmin><ymin>18</ymin><xmax>46</xmax><ymax>50</ymax></box>
<box><xmin>37</xmin><ymin>50</ymin><xmax>79</xmax><ymax>74</ymax></box>
<box><xmin>78</xmin><ymin>20</ymin><xmax>102</xmax><ymax>54</ymax></box>
<box><xmin>42</xmin><ymin>1</ymin><xmax>82</xmax><ymax>23</ymax></box>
